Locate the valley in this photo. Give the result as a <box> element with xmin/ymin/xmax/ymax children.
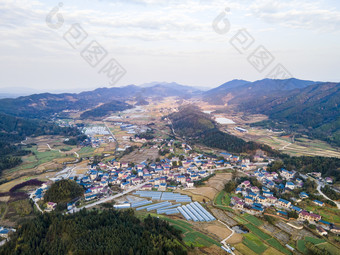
<box><xmin>0</xmin><ymin>80</ymin><xmax>339</xmax><ymax>255</ymax></box>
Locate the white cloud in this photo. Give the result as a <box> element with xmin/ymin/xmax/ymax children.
<box><xmin>248</xmin><ymin>0</ymin><xmax>340</xmax><ymax>32</ymax></box>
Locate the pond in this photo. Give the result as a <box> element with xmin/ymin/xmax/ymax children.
<box><xmin>215</xmin><ymin>117</ymin><xmax>235</xmax><ymax>124</ymax></box>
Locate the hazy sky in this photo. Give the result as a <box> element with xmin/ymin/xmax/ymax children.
<box><xmin>1</xmin><ymin>0</ymin><xmax>340</xmax><ymax>92</ymax></box>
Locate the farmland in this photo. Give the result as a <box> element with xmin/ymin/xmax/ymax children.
<box><xmin>242</xmin><ymin>233</ymin><xmax>268</xmax><ymax>254</ymax></box>
<box><xmin>238</xmin><ymin>127</ymin><xmax>340</xmax><ymax>158</ymax></box>
<box><xmin>135</xmin><ymin>211</ymin><xmax>222</xmax><ymax>248</ymax></box>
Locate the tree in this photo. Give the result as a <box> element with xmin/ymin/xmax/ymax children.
<box><xmin>224</xmin><ymin>181</ymin><xmax>237</xmax><ymax>193</ymax></box>
<box><xmin>44</xmin><ymin>180</ymin><xmax>83</xmax><ymax>204</ymax></box>
<box><xmin>288</xmin><ymin>210</ymin><xmax>298</xmax><ymax>219</ymax></box>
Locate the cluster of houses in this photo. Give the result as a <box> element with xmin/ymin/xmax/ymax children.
<box><xmin>230</xmin><ymin>168</ymin><xmax>340</xmax><ymax>236</ymax></box>
<box><xmin>308</xmin><ymin>172</ymin><xmax>333</xmax><ymax>184</ymax></box>
<box><xmin>30</xmin><ymin>182</ymin><xmax>51</xmax><ymax>203</ymax></box>
<box><xmin>75</xmin><ymin>147</ymin><xmax>249</xmax><ymax>204</ymax></box>
<box><xmin>30</xmin><ymin>182</ymin><xmax>58</xmax><ymax>212</ymax></box>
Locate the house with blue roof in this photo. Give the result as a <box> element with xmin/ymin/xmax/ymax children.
<box><xmin>299</xmin><ymin>192</ymin><xmax>309</xmax><ymax>199</ymax></box>
<box><xmin>280</xmin><ymin>169</ymin><xmax>295</xmax><ymax>179</ymax></box>
<box><xmin>278</xmin><ymin>198</ymin><xmax>291</xmax><ymax>208</ymax></box>
<box><xmin>257</xmin><ymin>196</ymin><xmax>266</xmax><ymax>203</ymax></box>
<box><xmin>34</xmin><ymin>194</ymin><xmax>43</xmax><ymax>202</ymax></box>
<box><xmin>235</xmin><ymin>187</ymin><xmax>242</xmax><ymax>194</ymax></box>
<box><xmin>0</xmin><ymin>228</ymin><xmax>12</xmax><ymax>238</ymax></box>
<box><xmin>248</xmin><ymin>192</ymin><xmax>258</xmax><ymax>198</ymax></box>
<box><xmin>253</xmin><ymin>203</ymin><xmax>263</xmax><ymax>208</ymax></box>
<box><xmin>291</xmin><ymin>206</ymin><xmax>302</xmax><ymax>213</ymax></box>
<box><xmin>245</xmin><ymin>196</ymin><xmax>254</xmax><ymax>204</ymax></box>
<box><xmin>285</xmin><ymin>181</ymin><xmax>295</xmax><ymax>190</ymax></box>
<box><xmin>263</xmin><ymin>191</ymin><xmax>274</xmax><ymax>197</ymax></box>
<box><xmin>313</xmin><ymin>200</ymin><xmax>324</xmax><ymax>207</ymax></box>
<box><xmin>277</xmin><ymin>210</ymin><xmax>288</xmax><ymax>217</ymax></box>
<box><xmin>90</xmin><ymin>171</ymin><xmax>97</xmax><ymax>180</ymax></box>
<box><xmin>85</xmin><ymin>194</ymin><xmax>97</xmax><ymax>201</ymax></box>
<box><xmin>159</xmin><ymin>183</ymin><xmax>167</xmax><ymax>191</ymax></box>
<box><xmin>251</xmin><ymin>206</ymin><xmax>264</xmax><ymax>212</ymax></box>
<box><xmin>120</xmin><ymin>181</ymin><xmax>130</xmax><ymax>189</ymax></box>
<box><xmin>262</xmin><ymin>187</ymin><xmax>270</xmax><ymax>192</ymax></box>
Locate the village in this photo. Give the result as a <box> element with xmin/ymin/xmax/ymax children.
<box><xmin>30</xmin><ymin>138</ymin><xmax>253</xmax><ymax>212</ymax></box>
<box><xmin>230</xmin><ymin>168</ymin><xmax>340</xmax><ymax>237</ymax></box>
<box><xmin>23</xmin><ymin>103</ymin><xmax>340</xmax><ymax>254</ymax></box>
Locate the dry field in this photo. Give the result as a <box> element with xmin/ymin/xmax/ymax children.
<box><xmin>244</xmin><ymin>128</ymin><xmax>340</xmax><ymax>158</ymax></box>
<box><xmin>227</xmin><ymin>233</ymin><xmax>243</xmax><ymax>244</ymax></box>
<box><xmin>120</xmin><ymin>147</ymin><xmax>159</xmax><ymax>163</ymax></box>
<box><xmin>179</xmin><ymin>173</ymin><xmax>232</xmax><ymax>202</ymax></box>
<box><xmin>204</xmin><ymin>222</ymin><xmax>232</xmax><ymax>241</ymax></box>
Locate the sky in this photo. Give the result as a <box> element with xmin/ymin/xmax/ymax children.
<box><xmin>1</xmin><ymin>0</ymin><xmax>340</xmax><ymax>93</ymax></box>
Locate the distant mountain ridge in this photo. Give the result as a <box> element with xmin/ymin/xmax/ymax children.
<box><xmin>202</xmin><ymin>78</ymin><xmax>340</xmax><ymax>146</ymax></box>
<box><xmin>1</xmin><ymin>78</ymin><xmax>339</xmax><ymax>146</ymax></box>
<box><xmin>244</xmin><ymin>82</ymin><xmax>340</xmax><ymax>146</ymax></box>
<box><xmin>0</xmin><ymin>83</ymin><xmax>199</xmax><ymax>119</ymax></box>
<box><xmin>203</xmin><ymin>78</ymin><xmax>319</xmax><ymax>105</ymax></box>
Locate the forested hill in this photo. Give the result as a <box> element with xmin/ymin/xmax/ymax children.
<box><xmin>245</xmin><ymin>82</ymin><xmax>340</xmax><ymax>146</ymax></box>
<box><xmin>168</xmin><ymin>105</ymin><xmax>281</xmax><ymax>155</ymax></box>
<box><xmin>0</xmin><ymin>113</ymin><xmax>83</xmax><ymax>172</ymax></box>
<box><xmin>1</xmin><ymin>209</ymin><xmax>187</xmax><ymax>255</ymax></box>
<box><xmin>0</xmin><ymin>113</ymin><xmax>79</xmax><ymax>143</ymax></box>
<box><xmin>203</xmin><ymin>78</ymin><xmax>340</xmax><ymax>147</ymax></box>
<box><xmin>0</xmin><ymin>83</ymin><xmax>199</xmax><ymax>119</ymax></box>
<box><xmin>203</xmin><ymin>78</ymin><xmax>317</xmax><ymax>105</ymax></box>
<box><xmin>80</xmin><ymin>100</ymin><xmax>133</xmax><ymax>119</ymax></box>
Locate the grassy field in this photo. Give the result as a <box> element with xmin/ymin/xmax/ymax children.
<box><xmin>161</xmin><ymin>218</ymin><xmax>221</xmax><ymax>247</ymax></box>
<box><xmin>78</xmin><ymin>147</ymin><xmax>96</xmax><ymax>157</ymax></box>
<box><xmin>262</xmin><ymin>247</ymin><xmax>286</xmax><ymax>255</ymax></box>
<box><xmin>245</xmin><ymin>223</ymin><xmax>271</xmax><ymax>241</ymax></box>
<box><xmin>267</xmin><ymin>238</ymin><xmax>291</xmax><ymax>255</ymax></box>
<box><xmin>246</xmin><ymin>127</ymin><xmax>340</xmax><ymax>158</ymax></box>
<box><xmin>297</xmin><ymin>237</ymin><xmax>327</xmax><ymax>254</ymax></box>
<box><xmin>234</xmin><ymin>243</ymin><xmax>258</xmax><ymax>255</ymax></box>
<box><xmin>7</xmin><ymin>146</ymin><xmax>66</xmax><ymax>173</ymax></box>
<box><xmin>213</xmin><ymin>190</ymin><xmax>293</xmax><ymax>255</ymax></box>
<box><xmin>214</xmin><ymin>191</ymin><xmax>239</xmax><ymax>209</ymax></box>
<box><xmin>243</xmin><ymin>233</ymin><xmax>268</xmax><ymax>254</ymax></box>
<box><xmin>243</xmin><ymin>214</ymin><xmax>264</xmax><ymax>227</ymax></box>
<box><xmin>214</xmin><ymin>190</ymin><xmax>226</xmax><ymax>206</ymax></box>
<box><xmin>135</xmin><ymin>211</ymin><xmax>221</xmax><ymax>248</ymax></box>
<box><xmin>242</xmin><ymin>221</ymin><xmax>292</xmax><ymax>255</ymax></box>
<box><xmin>305</xmin><ymin>203</ymin><xmax>340</xmax><ymax>224</ymax></box>
<box><xmin>317</xmin><ymin>242</ymin><xmax>340</xmax><ymax>255</ymax></box>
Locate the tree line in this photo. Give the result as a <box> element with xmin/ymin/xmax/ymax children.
<box><xmin>1</xmin><ymin>209</ymin><xmax>187</xmax><ymax>255</ymax></box>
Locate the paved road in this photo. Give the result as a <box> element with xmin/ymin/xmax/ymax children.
<box><xmin>218</xmin><ymin>219</ymin><xmax>235</xmax><ymax>243</ymax></box>
<box><xmin>317</xmin><ymin>183</ymin><xmax>340</xmax><ymax>209</ymax></box>
<box><xmin>0</xmin><ymin>239</ymin><xmax>7</xmax><ymax>247</ymax></box>
<box><xmin>103</xmin><ymin>121</ymin><xmax>118</xmax><ymax>155</ymax></box>
<box><xmin>219</xmin><ymin>219</ymin><xmax>236</xmax><ymax>254</ymax></box>
<box><xmin>69</xmin><ymin>180</ymin><xmax>152</xmax><ymax>213</ymax></box>
<box><xmin>30</xmin><ymin>193</ymin><xmax>43</xmax><ymax>213</ymax></box>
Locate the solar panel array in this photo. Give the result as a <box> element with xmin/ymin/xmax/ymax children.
<box><xmin>178</xmin><ymin>202</ymin><xmax>215</xmax><ymax>222</ymax></box>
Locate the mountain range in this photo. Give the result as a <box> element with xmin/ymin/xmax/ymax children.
<box><xmin>202</xmin><ymin>78</ymin><xmax>339</xmax><ymax>146</ymax></box>
<box><xmin>0</xmin><ymin>83</ymin><xmax>198</xmax><ymax>119</ymax></box>
<box><xmin>0</xmin><ymin>78</ymin><xmax>339</xmax><ymax>146</ymax></box>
